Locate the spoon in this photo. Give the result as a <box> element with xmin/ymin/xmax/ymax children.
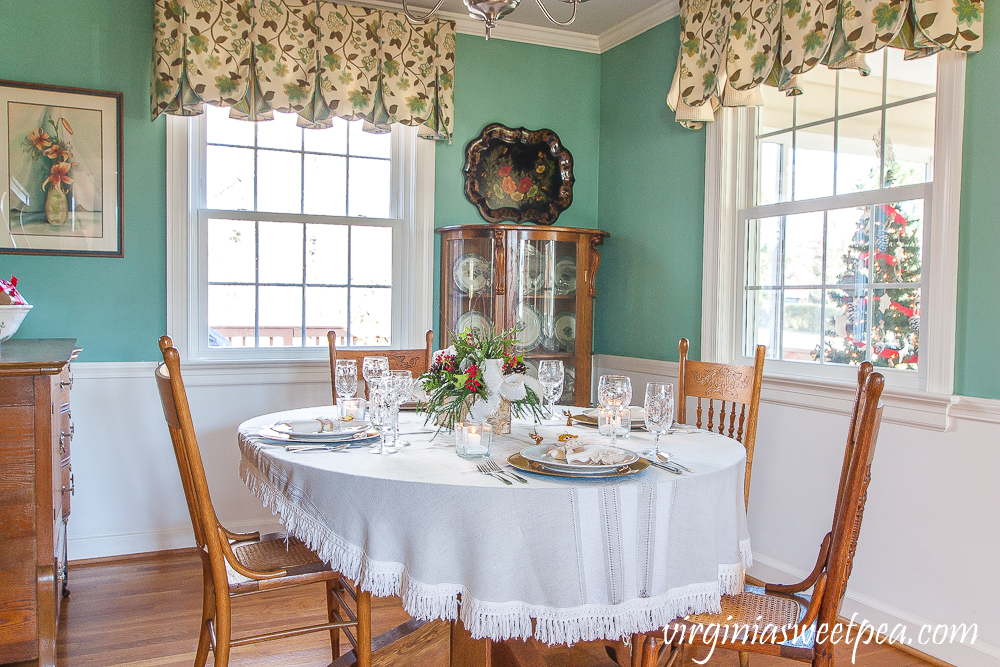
<box><xmin>657</xmin><ymin>452</ymin><xmax>693</xmax><ymax>473</ymax></box>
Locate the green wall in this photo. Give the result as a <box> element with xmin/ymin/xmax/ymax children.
<box><xmin>594</xmin><ymin>21</ymin><xmax>706</xmax><ymax>362</ymax></box>
<box><xmin>955</xmin><ymin>9</ymin><xmax>1000</xmax><ymax>399</ymax></box>
<box><xmin>0</xmin><ymin>0</ymin><xmax>166</xmax><ymax>362</ymax></box>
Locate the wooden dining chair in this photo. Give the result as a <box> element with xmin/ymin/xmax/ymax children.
<box><xmin>677</xmin><ymin>338</ymin><xmax>766</xmax><ymax>510</ymax></box>
<box><xmin>155</xmin><ymin>336</ymin><xmax>371</xmax><ymax>667</ymax></box>
<box><xmin>636</xmin><ymin>364</ymin><xmax>886</xmax><ymax>667</ymax></box>
<box><xmin>327</xmin><ymin>329</ymin><xmax>435</xmax><ymax>403</ymax></box>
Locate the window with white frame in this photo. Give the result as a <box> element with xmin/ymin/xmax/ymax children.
<box><xmin>167</xmin><ymin>105</ymin><xmax>434</xmax><ymax>360</ymax></box>
<box><xmin>741</xmin><ymin>50</ymin><xmax>938</xmax><ymax>380</ymax></box>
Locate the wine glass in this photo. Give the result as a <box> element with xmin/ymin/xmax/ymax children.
<box><xmin>642</xmin><ymin>382</ymin><xmax>674</xmax><ymax>457</ymax></box>
<box><xmin>335</xmin><ymin>359</ymin><xmax>358</xmax><ymax>405</ymax></box>
<box><xmin>598</xmin><ymin>375</ymin><xmax>632</xmax><ymax>411</ymax></box>
<box><xmin>367</xmin><ymin>376</ymin><xmax>396</xmax><ymax>456</ymax></box>
<box><xmin>362</xmin><ymin>356</ymin><xmax>389</xmax><ymax>399</ymax></box>
<box><xmin>537</xmin><ymin>360</ymin><xmax>564</xmax><ymax>419</ymax></box>
<box><xmin>388</xmin><ymin>370</ymin><xmax>414</xmax><ymax>447</ymax></box>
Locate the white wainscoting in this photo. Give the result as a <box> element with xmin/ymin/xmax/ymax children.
<box><xmin>67</xmin><ymin>360</ymin><xmax>333</xmax><ymax>559</ymax></box>
<box><xmin>594</xmin><ymin>354</ymin><xmax>1000</xmax><ymax>667</ymax></box>
<box><xmin>68</xmin><ymin>358</ymin><xmax>998</xmax><ymax>666</ymax></box>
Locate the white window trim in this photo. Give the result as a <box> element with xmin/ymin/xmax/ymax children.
<box><xmin>701</xmin><ymin>51</ymin><xmax>965</xmax><ymax>395</ymax></box>
<box><xmin>165</xmin><ymin>114</ymin><xmax>435</xmax><ymax>362</ymax></box>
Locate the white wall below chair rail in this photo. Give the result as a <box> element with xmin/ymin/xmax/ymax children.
<box><xmin>594</xmin><ymin>354</ymin><xmax>1000</xmax><ymax>667</ymax></box>
<box><xmin>67</xmin><ymin>358</ymin><xmax>999</xmax><ymax>666</ymax></box>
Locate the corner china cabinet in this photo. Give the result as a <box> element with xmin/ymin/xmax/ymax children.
<box><xmin>437</xmin><ymin>224</ymin><xmax>608</xmax><ymax>407</ymax></box>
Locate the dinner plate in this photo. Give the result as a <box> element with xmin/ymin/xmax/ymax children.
<box><xmin>457</xmin><ymin>311</ymin><xmax>493</xmax><ymax>338</ymax></box>
<box><xmin>508</xmin><ymin>453</ymin><xmax>649</xmax><ymax>479</ymax></box>
<box><xmin>453</xmin><ymin>253</ymin><xmax>492</xmax><ymax>294</ymax></box>
<box><xmin>257</xmin><ymin>427</ymin><xmax>380</xmax><ymax>447</ymax></box>
<box><xmin>553</xmin><ymin>312</ymin><xmax>575</xmax><ymax>351</ymax></box>
<box><xmin>270</xmin><ymin>419</ymin><xmax>371</xmax><ymax>439</ymax></box>
<box><xmin>583</xmin><ymin>406</ymin><xmax>645</xmax><ymax>420</ymax></box>
<box><xmin>554</xmin><ymin>256</ymin><xmax>577</xmax><ymax>295</ymax></box>
<box><xmin>515</xmin><ymin>303</ymin><xmax>542</xmax><ymax>350</ymax></box>
<box><xmin>572</xmin><ymin>406</ymin><xmax>644</xmax><ymax>430</ymax></box>
<box><xmin>519</xmin><ymin>443</ymin><xmax>639</xmax><ymax>473</ymax></box>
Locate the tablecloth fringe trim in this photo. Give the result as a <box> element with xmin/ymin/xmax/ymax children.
<box><xmin>240</xmin><ymin>457</ymin><xmax>751</xmax><ymax>646</ymax></box>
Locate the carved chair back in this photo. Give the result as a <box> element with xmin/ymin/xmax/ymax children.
<box><xmin>155</xmin><ymin>336</ymin><xmax>232</xmax><ymax>597</ymax></box>
<box><xmin>819</xmin><ymin>370</ymin><xmax>884</xmax><ymax>632</ymax></box>
<box><xmin>327</xmin><ymin>330</ymin><xmax>434</xmax><ymax>404</ymax></box>
<box><xmin>677</xmin><ymin>338</ymin><xmax>766</xmax><ymax>509</ymax></box>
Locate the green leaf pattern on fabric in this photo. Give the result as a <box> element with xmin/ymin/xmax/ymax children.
<box><xmin>151</xmin><ymin>0</ymin><xmax>455</xmax><ymax>142</ymax></box>
<box><xmin>670</xmin><ymin>0</ymin><xmax>982</xmax><ymax>129</ymax></box>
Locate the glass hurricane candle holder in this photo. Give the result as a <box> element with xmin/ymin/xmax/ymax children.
<box><xmin>597</xmin><ymin>407</ymin><xmax>631</xmax><ymax>445</ymax></box>
<box><xmin>340</xmin><ymin>398</ymin><xmax>367</xmax><ymax>421</ymax></box>
<box><xmin>455</xmin><ymin>422</ymin><xmax>493</xmax><ymax>460</ymax></box>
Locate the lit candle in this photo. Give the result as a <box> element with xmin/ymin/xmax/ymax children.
<box><xmin>466</xmin><ymin>426</ymin><xmax>484</xmax><ymax>453</ymax></box>
<box><xmin>343</xmin><ymin>399</ymin><xmax>362</xmax><ymax>420</ymax></box>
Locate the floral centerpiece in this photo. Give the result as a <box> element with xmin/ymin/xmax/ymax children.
<box><xmin>419</xmin><ymin>326</ymin><xmax>545</xmax><ymax>433</ymax></box>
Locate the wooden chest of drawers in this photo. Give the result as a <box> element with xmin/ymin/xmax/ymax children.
<box><xmin>0</xmin><ymin>339</ymin><xmax>79</xmax><ymax>666</ymax></box>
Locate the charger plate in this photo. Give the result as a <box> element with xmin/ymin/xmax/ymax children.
<box><xmin>507</xmin><ymin>452</ymin><xmax>649</xmax><ymax>478</ymax></box>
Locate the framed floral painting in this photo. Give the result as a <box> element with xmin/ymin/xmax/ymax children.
<box><xmin>0</xmin><ymin>80</ymin><xmax>123</xmax><ymax>257</ymax></box>
<box><xmin>462</xmin><ymin>124</ymin><xmax>574</xmax><ymax>225</ymax></box>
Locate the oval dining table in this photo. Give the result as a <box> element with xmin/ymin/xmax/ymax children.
<box><xmin>237</xmin><ymin>407</ymin><xmax>752</xmax><ymax>667</ymax></box>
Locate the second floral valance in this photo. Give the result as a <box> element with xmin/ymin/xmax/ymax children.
<box><xmin>669</xmin><ymin>0</ymin><xmax>984</xmax><ymax>129</ymax></box>
<box><xmin>151</xmin><ymin>0</ymin><xmax>456</xmax><ymax>142</ymax></box>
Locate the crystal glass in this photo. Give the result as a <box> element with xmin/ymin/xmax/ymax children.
<box><xmin>455</xmin><ymin>422</ymin><xmax>493</xmax><ymax>459</ymax></box>
<box><xmin>367</xmin><ymin>376</ymin><xmax>396</xmax><ymax>456</ymax></box>
<box><xmin>642</xmin><ymin>382</ymin><xmax>675</xmax><ymax>456</ymax></box>
<box><xmin>597</xmin><ymin>407</ymin><xmax>631</xmax><ymax>446</ymax></box>
<box><xmin>537</xmin><ymin>360</ymin><xmax>564</xmax><ymax>419</ymax></box>
<box><xmin>335</xmin><ymin>359</ymin><xmax>358</xmax><ymax>402</ymax></box>
<box><xmin>598</xmin><ymin>375</ymin><xmax>632</xmax><ymax>411</ymax></box>
<box><xmin>388</xmin><ymin>370</ymin><xmax>413</xmax><ymax>448</ymax></box>
<box><xmin>362</xmin><ymin>356</ymin><xmax>389</xmax><ymax>398</ymax></box>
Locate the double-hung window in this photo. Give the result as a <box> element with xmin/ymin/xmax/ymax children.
<box><xmin>167</xmin><ymin>106</ymin><xmax>434</xmax><ymax>360</ymax></box>
<box><xmin>737</xmin><ymin>50</ymin><xmax>956</xmax><ymax>388</ymax></box>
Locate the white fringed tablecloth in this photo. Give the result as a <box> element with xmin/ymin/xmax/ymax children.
<box><xmin>237</xmin><ymin>407</ymin><xmax>751</xmax><ymax>645</ymax></box>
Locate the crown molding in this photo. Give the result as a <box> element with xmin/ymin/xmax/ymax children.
<box><xmin>597</xmin><ymin>0</ymin><xmax>679</xmax><ymax>52</ymax></box>
<box><xmin>359</xmin><ymin>0</ymin><xmax>677</xmax><ymax>53</ymax></box>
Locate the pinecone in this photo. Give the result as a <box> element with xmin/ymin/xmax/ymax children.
<box><xmin>509</xmin><ymin>360</ymin><xmax>527</xmax><ymax>375</ymax></box>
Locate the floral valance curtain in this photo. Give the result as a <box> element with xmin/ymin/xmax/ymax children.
<box><xmin>151</xmin><ymin>0</ymin><xmax>456</xmax><ymax>142</ymax></box>
<box><xmin>669</xmin><ymin>0</ymin><xmax>984</xmax><ymax>128</ymax></box>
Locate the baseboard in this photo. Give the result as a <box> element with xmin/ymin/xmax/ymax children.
<box><xmin>749</xmin><ymin>555</ymin><xmax>1000</xmax><ymax>667</ymax></box>
<box><xmin>70</xmin><ymin>546</ymin><xmax>200</xmax><ymax>567</ymax></box>
<box><xmin>68</xmin><ymin>517</ymin><xmax>284</xmax><ymax>561</ymax></box>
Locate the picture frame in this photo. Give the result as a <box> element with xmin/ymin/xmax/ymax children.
<box><xmin>463</xmin><ymin>123</ymin><xmax>574</xmax><ymax>225</ymax></box>
<box><xmin>0</xmin><ymin>79</ymin><xmax>123</xmax><ymax>257</ymax></box>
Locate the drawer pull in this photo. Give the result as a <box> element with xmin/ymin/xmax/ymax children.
<box><xmin>60</xmin><ymin>429</ymin><xmax>72</xmax><ymax>453</ymax></box>
<box><xmin>60</xmin><ymin>376</ymin><xmax>74</xmax><ymax>389</ymax></box>
<box><xmin>63</xmin><ymin>472</ymin><xmax>75</xmax><ymax>496</ymax></box>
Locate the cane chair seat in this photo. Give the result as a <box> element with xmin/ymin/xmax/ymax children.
<box><xmin>683</xmin><ymin>589</ymin><xmax>804</xmax><ymax>633</ymax></box>
<box><xmin>227</xmin><ymin>534</ymin><xmax>333</xmax><ymax>594</ymax></box>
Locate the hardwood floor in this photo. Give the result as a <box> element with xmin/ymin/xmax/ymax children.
<box><xmin>53</xmin><ymin>550</ymin><xmax>937</xmax><ymax>667</ymax></box>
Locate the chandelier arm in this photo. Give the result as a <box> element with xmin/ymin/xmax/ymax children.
<box><xmin>402</xmin><ymin>0</ymin><xmax>448</xmax><ymax>24</ymax></box>
<box><xmin>534</xmin><ymin>0</ymin><xmax>578</xmax><ymax>26</ymax></box>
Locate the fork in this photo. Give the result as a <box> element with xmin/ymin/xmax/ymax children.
<box><xmin>476</xmin><ymin>462</ymin><xmax>512</xmax><ymax>485</ymax></box>
<box><xmin>484</xmin><ymin>459</ymin><xmax>527</xmax><ymax>484</ymax></box>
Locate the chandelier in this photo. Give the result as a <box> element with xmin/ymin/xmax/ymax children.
<box><xmin>402</xmin><ymin>0</ymin><xmax>585</xmax><ymax>39</ymax></box>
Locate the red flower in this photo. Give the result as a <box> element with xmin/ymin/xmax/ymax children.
<box><xmin>498</xmin><ymin>165</ymin><xmax>512</xmax><ymax>178</ymax></box>
<box><xmin>517</xmin><ymin>177</ymin><xmax>532</xmax><ymax>194</ymax></box>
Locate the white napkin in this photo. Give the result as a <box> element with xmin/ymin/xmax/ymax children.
<box><xmin>565</xmin><ymin>444</ymin><xmax>630</xmax><ymax>466</ymax></box>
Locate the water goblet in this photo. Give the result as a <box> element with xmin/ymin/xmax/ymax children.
<box><xmin>537</xmin><ymin>360</ymin><xmax>564</xmax><ymax>419</ymax></box>
<box><xmin>388</xmin><ymin>370</ymin><xmax>414</xmax><ymax>447</ymax></box>
<box><xmin>367</xmin><ymin>376</ymin><xmax>396</xmax><ymax>456</ymax></box>
<box><xmin>598</xmin><ymin>375</ymin><xmax>632</xmax><ymax>412</ymax></box>
<box><xmin>642</xmin><ymin>382</ymin><xmax>674</xmax><ymax>457</ymax></box>
<box><xmin>335</xmin><ymin>359</ymin><xmax>358</xmax><ymax>404</ymax></box>
<box><xmin>362</xmin><ymin>356</ymin><xmax>389</xmax><ymax>399</ymax></box>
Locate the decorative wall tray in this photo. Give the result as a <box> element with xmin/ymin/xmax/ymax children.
<box><xmin>462</xmin><ymin>123</ymin><xmax>574</xmax><ymax>225</ymax></box>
